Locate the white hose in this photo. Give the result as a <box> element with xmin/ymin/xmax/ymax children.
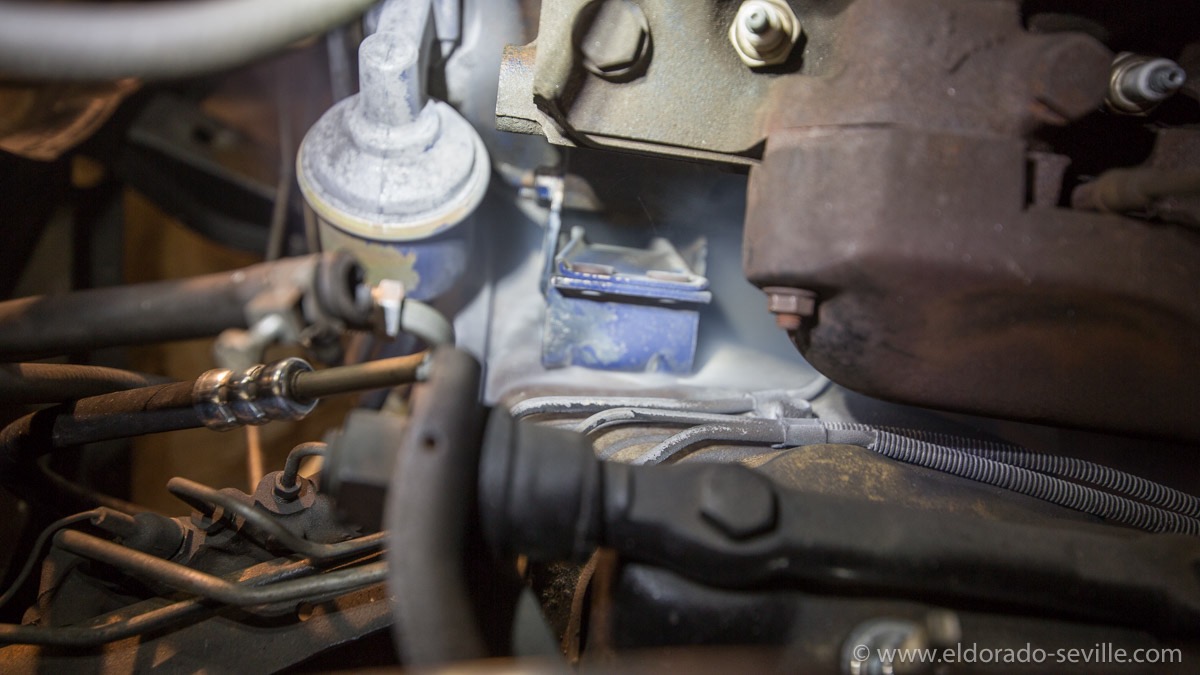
<box><xmin>0</xmin><ymin>0</ymin><xmax>380</xmax><ymax>80</ymax></box>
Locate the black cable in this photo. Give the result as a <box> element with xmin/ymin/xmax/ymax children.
<box><xmin>166</xmin><ymin>477</ymin><xmax>384</xmax><ymax>563</ymax></box>
<box><xmin>824</xmin><ymin>424</ymin><xmax>1200</xmax><ymax>536</ymax></box>
<box><xmin>874</xmin><ymin>426</ymin><xmax>1200</xmax><ymax>520</ymax></box>
<box><xmin>36</xmin><ymin>457</ymin><xmax>152</xmax><ymax>515</ymax></box>
<box><xmin>631</xmin><ymin>414</ymin><xmax>1200</xmax><ymax>535</ymax></box>
<box><xmin>0</xmin><ymin>509</ymin><xmax>102</xmax><ymax>610</ymax></box>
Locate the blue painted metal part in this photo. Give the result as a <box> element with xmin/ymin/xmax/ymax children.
<box><xmin>320</xmin><ymin>225</ymin><xmax>471</xmax><ymax>302</ymax></box>
<box><xmin>542</xmin><ymin>228</ymin><xmax>711</xmax><ymax>373</ymax></box>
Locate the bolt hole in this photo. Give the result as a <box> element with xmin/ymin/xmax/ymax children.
<box><xmin>296</xmin><ymin>602</ymin><xmax>315</xmax><ymax>621</ymax></box>
<box><xmin>421</xmin><ymin>434</ymin><xmax>438</xmax><ymax>452</ymax></box>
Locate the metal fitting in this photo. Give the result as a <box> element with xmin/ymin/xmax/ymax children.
<box><xmin>1108</xmin><ymin>52</ymin><xmax>1188</xmax><ymax>114</ymax></box>
<box><xmin>729</xmin><ymin>0</ymin><xmax>801</xmax><ymax>68</ymax></box>
<box><xmin>698</xmin><ymin>467</ymin><xmax>778</xmax><ymax>540</ymax></box>
<box><xmin>577</xmin><ymin>0</ymin><xmax>651</xmax><ymax>80</ymax></box>
<box><xmin>193</xmin><ymin>357</ymin><xmax>316</xmax><ymax>431</ymax></box>
<box><xmin>764</xmin><ymin>286</ymin><xmax>817</xmax><ymax>331</ymax></box>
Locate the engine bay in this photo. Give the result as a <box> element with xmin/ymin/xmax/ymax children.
<box><xmin>0</xmin><ymin>0</ymin><xmax>1198</xmax><ymax>672</ymax></box>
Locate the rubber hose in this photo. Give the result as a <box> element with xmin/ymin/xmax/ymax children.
<box><xmin>825</xmin><ymin>424</ymin><xmax>1200</xmax><ymax>536</ymax></box>
<box><xmin>0</xmin><ymin>382</ymin><xmax>199</xmax><ymax>475</ymax></box>
<box><xmin>0</xmin><ymin>0</ymin><xmax>380</xmax><ymax>81</ymax></box>
<box><xmin>0</xmin><ymin>253</ymin><xmax>365</xmax><ymax>361</ymax></box>
<box><xmin>0</xmin><ymin>363</ymin><xmax>171</xmax><ymax>404</ymax></box>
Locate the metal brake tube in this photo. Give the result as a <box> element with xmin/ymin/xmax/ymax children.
<box><xmin>54</xmin><ymin>529</ymin><xmax>386</xmax><ymax>607</ymax></box>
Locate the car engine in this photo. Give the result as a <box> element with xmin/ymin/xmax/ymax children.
<box><xmin>0</xmin><ymin>0</ymin><xmax>1198</xmax><ymax>672</ymax></box>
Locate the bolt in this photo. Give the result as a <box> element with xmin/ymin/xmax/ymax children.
<box><xmin>1107</xmin><ymin>52</ymin><xmax>1187</xmax><ymax>113</ymax></box>
<box><xmin>1149</xmin><ymin>63</ymin><xmax>1187</xmax><ymax>95</ymax></box>
<box><xmin>698</xmin><ymin>466</ymin><xmax>778</xmax><ymax>540</ymax></box>
<box><xmin>730</xmin><ymin>0</ymin><xmax>802</xmax><ymax>68</ymax></box>
<box><xmin>764</xmin><ymin>286</ymin><xmax>816</xmax><ymax>332</ymax></box>
<box><xmin>744</xmin><ymin>8</ymin><xmax>770</xmax><ymax>34</ymax></box>
<box><xmin>578</xmin><ymin>0</ymin><xmax>651</xmax><ymax>80</ymax></box>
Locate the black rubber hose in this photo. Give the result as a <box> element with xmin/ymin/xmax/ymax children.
<box><xmin>0</xmin><ymin>382</ymin><xmax>200</xmax><ymax>475</ymax></box>
<box><xmin>0</xmin><ymin>354</ymin><xmax>430</xmax><ymax>478</ymax></box>
<box><xmin>0</xmin><ymin>363</ymin><xmax>171</xmax><ymax>404</ymax></box>
<box><xmin>0</xmin><ymin>253</ymin><xmax>368</xmax><ymax>361</ymax></box>
<box><xmin>824</xmin><ymin>424</ymin><xmax>1200</xmax><ymax>536</ymax></box>
<box><xmin>866</xmin><ymin>426</ymin><xmax>1200</xmax><ymax>520</ymax></box>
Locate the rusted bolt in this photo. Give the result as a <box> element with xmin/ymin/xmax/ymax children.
<box><xmin>577</xmin><ymin>0</ymin><xmax>651</xmax><ymax>81</ymax></box>
<box><xmin>699</xmin><ymin>466</ymin><xmax>778</xmax><ymax>540</ymax></box>
<box><xmin>1028</xmin><ymin>34</ymin><xmax>1112</xmax><ymax>125</ymax></box>
<box><xmin>729</xmin><ymin>0</ymin><xmax>801</xmax><ymax>68</ymax></box>
<box><xmin>764</xmin><ymin>286</ymin><xmax>816</xmax><ymax>331</ymax></box>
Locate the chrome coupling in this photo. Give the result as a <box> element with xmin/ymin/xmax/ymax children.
<box><xmin>193</xmin><ymin>357</ymin><xmax>316</xmax><ymax>431</ymax></box>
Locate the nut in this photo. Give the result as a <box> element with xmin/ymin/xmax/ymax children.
<box><xmin>729</xmin><ymin>0</ymin><xmax>801</xmax><ymax>68</ymax></box>
<box><xmin>764</xmin><ymin>286</ymin><xmax>816</xmax><ymax>331</ymax></box>
<box><xmin>578</xmin><ymin>0</ymin><xmax>651</xmax><ymax>80</ymax></box>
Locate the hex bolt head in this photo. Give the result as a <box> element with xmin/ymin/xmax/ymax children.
<box><xmin>699</xmin><ymin>466</ymin><xmax>778</xmax><ymax>540</ymax></box>
<box><xmin>764</xmin><ymin>286</ymin><xmax>817</xmax><ymax>331</ymax></box>
<box><xmin>730</xmin><ymin>0</ymin><xmax>802</xmax><ymax>68</ymax></box>
<box><xmin>578</xmin><ymin>0</ymin><xmax>651</xmax><ymax>80</ymax></box>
